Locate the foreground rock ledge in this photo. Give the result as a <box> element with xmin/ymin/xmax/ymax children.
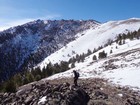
<box><xmin>0</xmin><ymin>81</ymin><xmax>90</xmax><ymax>105</ymax></box>
<box><xmin>0</xmin><ymin>78</ymin><xmax>140</xmax><ymax>105</ymax></box>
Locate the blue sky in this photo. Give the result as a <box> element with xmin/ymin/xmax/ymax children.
<box><xmin>0</xmin><ymin>0</ymin><xmax>140</xmax><ymax>30</ymax></box>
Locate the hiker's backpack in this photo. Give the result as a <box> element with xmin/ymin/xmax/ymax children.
<box><xmin>76</xmin><ymin>72</ymin><xmax>79</xmax><ymax>78</ymax></box>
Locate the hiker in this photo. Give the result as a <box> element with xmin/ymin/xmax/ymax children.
<box><xmin>73</xmin><ymin>70</ymin><xmax>79</xmax><ymax>86</ymax></box>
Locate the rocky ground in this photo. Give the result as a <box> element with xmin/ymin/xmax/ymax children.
<box><xmin>0</xmin><ymin>78</ymin><xmax>140</xmax><ymax>105</ymax></box>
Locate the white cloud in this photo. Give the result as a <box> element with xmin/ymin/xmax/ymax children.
<box><xmin>0</xmin><ymin>14</ymin><xmax>61</xmax><ymax>31</ymax></box>
<box><xmin>0</xmin><ymin>19</ymin><xmax>33</xmax><ymax>31</ymax></box>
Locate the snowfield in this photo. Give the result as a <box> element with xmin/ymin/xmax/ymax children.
<box><xmin>40</xmin><ymin>18</ymin><xmax>140</xmax><ymax>90</ymax></box>
<box><xmin>39</xmin><ymin>18</ymin><xmax>140</xmax><ymax>67</ymax></box>
<box><xmin>44</xmin><ymin>39</ymin><xmax>140</xmax><ymax>90</ymax></box>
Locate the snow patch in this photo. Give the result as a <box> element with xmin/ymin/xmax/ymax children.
<box><xmin>38</xmin><ymin>96</ymin><xmax>47</xmax><ymax>105</ymax></box>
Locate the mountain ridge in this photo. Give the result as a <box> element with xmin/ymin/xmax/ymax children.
<box><xmin>38</xmin><ymin>18</ymin><xmax>140</xmax><ymax>66</ymax></box>
<box><xmin>0</xmin><ymin>19</ymin><xmax>99</xmax><ymax>82</ymax></box>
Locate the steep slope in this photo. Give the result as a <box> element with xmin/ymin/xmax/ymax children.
<box><xmin>39</xmin><ymin>18</ymin><xmax>140</xmax><ymax>66</ymax></box>
<box><xmin>39</xmin><ymin>18</ymin><xmax>140</xmax><ymax>89</ymax></box>
<box><xmin>0</xmin><ymin>19</ymin><xmax>99</xmax><ymax>82</ymax></box>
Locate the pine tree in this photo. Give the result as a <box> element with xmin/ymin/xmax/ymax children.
<box><xmin>107</xmin><ymin>39</ymin><xmax>113</xmax><ymax>45</ymax></box>
<box><xmin>93</xmin><ymin>55</ymin><xmax>97</xmax><ymax>60</ymax></box>
<box><xmin>46</xmin><ymin>62</ymin><xmax>54</xmax><ymax>76</ymax></box>
<box><xmin>98</xmin><ymin>51</ymin><xmax>107</xmax><ymax>59</ymax></box>
<box><xmin>123</xmin><ymin>39</ymin><xmax>125</xmax><ymax>44</ymax></box>
<box><xmin>80</xmin><ymin>53</ymin><xmax>85</xmax><ymax>62</ymax></box>
<box><xmin>13</xmin><ymin>73</ymin><xmax>23</xmax><ymax>87</ymax></box>
<box><xmin>93</xmin><ymin>48</ymin><xmax>97</xmax><ymax>53</ymax></box>
<box><xmin>53</xmin><ymin>63</ymin><xmax>61</xmax><ymax>73</ymax></box>
<box><xmin>71</xmin><ymin>62</ymin><xmax>75</xmax><ymax>68</ymax></box>
<box><xmin>42</xmin><ymin>67</ymin><xmax>47</xmax><ymax>78</ymax></box>
<box><xmin>60</xmin><ymin>61</ymin><xmax>69</xmax><ymax>72</ymax></box>
<box><xmin>23</xmin><ymin>77</ymin><xmax>29</xmax><ymax>85</ymax></box>
<box><xmin>35</xmin><ymin>75</ymin><xmax>41</xmax><ymax>81</ymax></box>
<box><xmin>118</xmin><ymin>40</ymin><xmax>122</xmax><ymax>45</ymax></box>
<box><xmin>136</xmin><ymin>30</ymin><xmax>140</xmax><ymax>39</ymax></box>
<box><xmin>98</xmin><ymin>46</ymin><xmax>103</xmax><ymax>50</ymax></box>
<box><xmin>87</xmin><ymin>49</ymin><xmax>92</xmax><ymax>56</ymax></box>
<box><xmin>110</xmin><ymin>49</ymin><xmax>113</xmax><ymax>54</ymax></box>
<box><xmin>27</xmin><ymin>73</ymin><xmax>34</xmax><ymax>83</ymax></box>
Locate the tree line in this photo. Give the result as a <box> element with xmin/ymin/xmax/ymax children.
<box><xmin>0</xmin><ymin>61</ymin><xmax>69</xmax><ymax>92</ymax></box>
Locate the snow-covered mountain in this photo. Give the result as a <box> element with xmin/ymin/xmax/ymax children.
<box><xmin>39</xmin><ymin>18</ymin><xmax>140</xmax><ymax>90</ymax></box>
<box><xmin>1</xmin><ymin>17</ymin><xmax>140</xmax><ymax>91</ymax></box>
<box><xmin>0</xmin><ymin>19</ymin><xmax>99</xmax><ymax>82</ymax></box>
<box><xmin>39</xmin><ymin>18</ymin><xmax>140</xmax><ymax>66</ymax></box>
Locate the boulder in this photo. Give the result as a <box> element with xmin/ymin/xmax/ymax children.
<box><xmin>65</xmin><ymin>87</ymin><xmax>90</xmax><ymax>105</ymax></box>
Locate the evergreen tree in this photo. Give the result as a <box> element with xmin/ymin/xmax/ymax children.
<box><xmin>71</xmin><ymin>56</ymin><xmax>76</xmax><ymax>63</ymax></box>
<box><xmin>122</xmin><ymin>33</ymin><xmax>126</xmax><ymax>40</ymax></box>
<box><xmin>71</xmin><ymin>62</ymin><xmax>75</xmax><ymax>68</ymax></box>
<box><xmin>13</xmin><ymin>73</ymin><xmax>22</xmax><ymax>87</ymax></box>
<box><xmin>32</xmin><ymin>67</ymin><xmax>42</xmax><ymax>77</ymax></box>
<box><xmin>93</xmin><ymin>48</ymin><xmax>97</xmax><ymax>53</ymax></box>
<box><xmin>23</xmin><ymin>77</ymin><xmax>29</xmax><ymax>85</ymax></box>
<box><xmin>68</xmin><ymin>58</ymin><xmax>72</xmax><ymax>64</ymax></box>
<box><xmin>4</xmin><ymin>80</ymin><xmax>16</xmax><ymax>92</ymax></box>
<box><xmin>107</xmin><ymin>39</ymin><xmax>113</xmax><ymax>45</ymax></box>
<box><xmin>76</xmin><ymin>54</ymin><xmax>80</xmax><ymax>60</ymax></box>
<box><xmin>98</xmin><ymin>51</ymin><xmax>107</xmax><ymax>59</ymax></box>
<box><xmin>53</xmin><ymin>63</ymin><xmax>61</xmax><ymax>73</ymax></box>
<box><xmin>123</xmin><ymin>39</ymin><xmax>125</xmax><ymax>44</ymax></box>
<box><xmin>136</xmin><ymin>31</ymin><xmax>140</xmax><ymax>39</ymax></box>
<box><xmin>128</xmin><ymin>32</ymin><xmax>134</xmax><ymax>40</ymax></box>
<box><xmin>93</xmin><ymin>55</ymin><xmax>97</xmax><ymax>60</ymax></box>
<box><xmin>27</xmin><ymin>73</ymin><xmax>34</xmax><ymax>83</ymax></box>
<box><xmin>87</xmin><ymin>49</ymin><xmax>92</xmax><ymax>56</ymax></box>
<box><xmin>110</xmin><ymin>49</ymin><xmax>113</xmax><ymax>54</ymax></box>
<box><xmin>60</xmin><ymin>61</ymin><xmax>69</xmax><ymax>72</ymax></box>
<box><xmin>98</xmin><ymin>46</ymin><xmax>103</xmax><ymax>50</ymax></box>
<box><xmin>118</xmin><ymin>34</ymin><xmax>122</xmax><ymax>40</ymax></box>
<box><xmin>46</xmin><ymin>62</ymin><xmax>54</xmax><ymax>76</ymax></box>
<box><xmin>35</xmin><ymin>74</ymin><xmax>41</xmax><ymax>81</ymax></box>
<box><xmin>72</xmin><ymin>50</ymin><xmax>76</xmax><ymax>55</ymax></box>
<box><xmin>118</xmin><ymin>40</ymin><xmax>122</xmax><ymax>45</ymax></box>
<box><xmin>42</xmin><ymin>67</ymin><xmax>47</xmax><ymax>78</ymax></box>
<box><xmin>80</xmin><ymin>53</ymin><xmax>85</xmax><ymax>62</ymax></box>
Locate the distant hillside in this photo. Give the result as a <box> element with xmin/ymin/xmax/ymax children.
<box><xmin>0</xmin><ymin>19</ymin><xmax>99</xmax><ymax>82</ymax></box>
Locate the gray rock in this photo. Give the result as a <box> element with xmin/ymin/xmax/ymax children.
<box><xmin>94</xmin><ymin>91</ymin><xmax>108</xmax><ymax>99</ymax></box>
<box><xmin>24</xmin><ymin>95</ymin><xmax>33</xmax><ymax>105</ymax></box>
